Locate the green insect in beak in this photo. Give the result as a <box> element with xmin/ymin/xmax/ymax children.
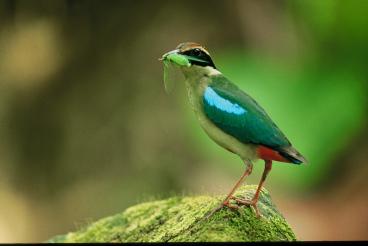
<box><xmin>161</xmin><ymin>50</ymin><xmax>191</xmax><ymax>67</ymax></box>
<box><xmin>160</xmin><ymin>50</ymin><xmax>189</xmax><ymax>93</ymax></box>
<box><xmin>160</xmin><ymin>49</ymin><xmax>210</xmax><ymax>93</ymax></box>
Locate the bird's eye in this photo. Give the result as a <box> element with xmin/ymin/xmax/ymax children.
<box><xmin>193</xmin><ymin>48</ymin><xmax>201</xmax><ymax>56</ymax></box>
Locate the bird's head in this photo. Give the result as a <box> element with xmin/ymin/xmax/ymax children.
<box><xmin>160</xmin><ymin>42</ymin><xmax>216</xmax><ymax>71</ymax></box>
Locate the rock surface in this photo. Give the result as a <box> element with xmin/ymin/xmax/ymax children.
<box><xmin>48</xmin><ymin>185</ymin><xmax>296</xmax><ymax>242</ymax></box>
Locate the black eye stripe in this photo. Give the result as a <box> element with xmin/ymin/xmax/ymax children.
<box><xmin>183</xmin><ymin>49</ymin><xmax>200</xmax><ymax>56</ymax></box>
<box><xmin>181</xmin><ymin>49</ymin><xmax>216</xmax><ymax>69</ymax></box>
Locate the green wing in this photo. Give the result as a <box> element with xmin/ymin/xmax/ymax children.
<box><xmin>202</xmin><ymin>75</ymin><xmax>291</xmax><ymax>149</ymax></box>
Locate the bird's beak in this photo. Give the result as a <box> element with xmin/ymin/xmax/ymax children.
<box><xmin>159</xmin><ymin>49</ymin><xmax>179</xmax><ymax>61</ymax></box>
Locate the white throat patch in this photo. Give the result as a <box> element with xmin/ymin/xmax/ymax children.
<box><xmin>206</xmin><ymin>67</ymin><xmax>221</xmax><ymax>76</ymax></box>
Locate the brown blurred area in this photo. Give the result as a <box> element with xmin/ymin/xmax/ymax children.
<box><xmin>0</xmin><ymin>0</ymin><xmax>367</xmax><ymax>242</ymax></box>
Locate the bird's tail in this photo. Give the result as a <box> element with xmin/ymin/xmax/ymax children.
<box><xmin>279</xmin><ymin>146</ymin><xmax>308</xmax><ymax>165</ymax></box>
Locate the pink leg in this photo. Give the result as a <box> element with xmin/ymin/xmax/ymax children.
<box><xmin>234</xmin><ymin>160</ymin><xmax>272</xmax><ymax>217</ymax></box>
<box><xmin>205</xmin><ymin>161</ymin><xmax>253</xmax><ymax>219</ymax></box>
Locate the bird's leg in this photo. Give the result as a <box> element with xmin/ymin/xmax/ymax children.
<box><xmin>233</xmin><ymin>160</ymin><xmax>272</xmax><ymax>217</ymax></box>
<box><xmin>205</xmin><ymin>161</ymin><xmax>253</xmax><ymax>219</ymax></box>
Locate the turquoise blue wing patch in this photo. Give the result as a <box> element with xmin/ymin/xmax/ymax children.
<box><xmin>202</xmin><ymin>77</ymin><xmax>290</xmax><ymax>149</ymax></box>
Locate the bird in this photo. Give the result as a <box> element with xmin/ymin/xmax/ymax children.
<box><xmin>160</xmin><ymin>42</ymin><xmax>307</xmax><ymax>218</ymax></box>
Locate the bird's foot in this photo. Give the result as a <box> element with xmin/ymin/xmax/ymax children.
<box><xmin>230</xmin><ymin>196</ymin><xmax>260</xmax><ymax>218</ymax></box>
<box><xmin>204</xmin><ymin>200</ymin><xmax>239</xmax><ymax>220</ymax></box>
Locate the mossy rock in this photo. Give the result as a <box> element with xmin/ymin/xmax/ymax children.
<box><xmin>48</xmin><ymin>185</ymin><xmax>296</xmax><ymax>242</ymax></box>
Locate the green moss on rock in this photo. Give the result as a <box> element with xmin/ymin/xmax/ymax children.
<box><xmin>48</xmin><ymin>185</ymin><xmax>296</xmax><ymax>242</ymax></box>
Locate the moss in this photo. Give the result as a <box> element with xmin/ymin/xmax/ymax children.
<box><xmin>48</xmin><ymin>185</ymin><xmax>296</xmax><ymax>242</ymax></box>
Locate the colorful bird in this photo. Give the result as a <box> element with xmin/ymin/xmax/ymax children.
<box><xmin>160</xmin><ymin>42</ymin><xmax>307</xmax><ymax>218</ymax></box>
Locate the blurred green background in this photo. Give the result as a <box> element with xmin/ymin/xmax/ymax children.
<box><xmin>0</xmin><ymin>0</ymin><xmax>367</xmax><ymax>242</ymax></box>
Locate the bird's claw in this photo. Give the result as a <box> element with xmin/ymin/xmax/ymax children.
<box><xmin>223</xmin><ymin>200</ymin><xmax>240</xmax><ymax>210</ymax></box>
<box><xmin>205</xmin><ymin>196</ymin><xmax>262</xmax><ymax>220</ymax></box>
<box><xmin>204</xmin><ymin>200</ymin><xmax>239</xmax><ymax>220</ymax></box>
<box><xmin>230</xmin><ymin>196</ymin><xmax>261</xmax><ymax>218</ymax></box>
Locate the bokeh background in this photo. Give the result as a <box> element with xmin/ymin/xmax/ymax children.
<box><xmin>0</xmin><ymin>0</ymin><xmax>367</xmax><ymax>242</ymax></box>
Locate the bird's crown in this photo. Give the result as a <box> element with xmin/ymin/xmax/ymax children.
<box><xmin>176</xmin><ymin>42</ymin><xmax>211</xmax><ymax>56</ymax></box>
<box><xmin>175</xmin><ymin>42</ymin><xmax>216</xmax><ymax>68</ymax></box>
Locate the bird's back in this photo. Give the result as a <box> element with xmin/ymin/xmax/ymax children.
<box><xmin>202</xmin><ymin>75</ymin><xmax>307</xmax><ymax>164</ymax></box>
